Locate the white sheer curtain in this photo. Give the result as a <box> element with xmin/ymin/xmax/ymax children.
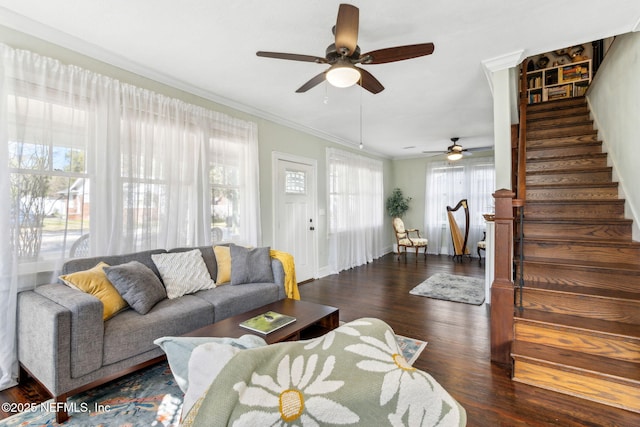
<box><xmin>327</xmin><ymin>147</ymin><xmax>384</xmax><ymax>273</ymax></box>
<box><xmin>424</xmin><ymin>156</ymin><xmax>495</xmax><ymax>256</ymax></box>
<box><xmin>0</xmin><ymin>44</ymin><xmax>260</xmax><ymax>390</ymax></box>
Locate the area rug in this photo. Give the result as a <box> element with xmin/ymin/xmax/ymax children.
<box><xmin>410</xmin><ymin>273</ymin><xmax>485</xmax><ymax>305</ymax></box>
<box><xmin>0</xmin><ymin>362</ymin><xmax>182</xmax><ymax>427</ymax></box>
<box><xmin>0</xmin><ymin>334</ymin><xmax>426</xmax><ymax>427</ymax></box>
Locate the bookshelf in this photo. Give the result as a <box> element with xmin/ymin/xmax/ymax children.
<box><xmin>525</xmin><ymin>59</ymin><xmax>592</xmax><ymax>104</ymax></box>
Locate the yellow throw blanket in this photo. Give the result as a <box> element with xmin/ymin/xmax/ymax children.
<box><xmin>269</xmin><ymin>249</ymin><xmax>300</xmax><ymax>300</ymax></box>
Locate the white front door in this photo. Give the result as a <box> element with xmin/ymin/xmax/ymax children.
<box><xmin>273</xmin><ymin>154</ymin><xmax>317</xmax><ymax>282</ymax></box>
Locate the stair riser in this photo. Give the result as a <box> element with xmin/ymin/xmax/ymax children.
<box><xmin>528</xmin><ymin>126</ymin><xmax>595</xmax><ymax>140</ymax></box>
<box><xmin>526</xmin><ymin>156</ymin><xmax>608</xmax><ymax>172</ymax></box>
<box><xmin>523</xmin><ymin>222</ymin><xmax>632</xmax><ymax>240</ymax></box>
<box><xmin>527</xmin><ymin>133</ymin><xmax>600</xmax><ymax>148</ymax></box>
<box><xmin>521</xmin><ymin>240</ymin><xmax>640</xmax><ymax>264</ymax></box>
<box><xmin>523</xmin><ymin>202</ymin><xmax>625</xmax><ymax>219</ymax></box>
<box><xmin>528</xmin><ymin>115</ymin><xmax>592</xmax><ymax>129</ymax></box>
<box><xmin>527</xmin><ymin>97</ymin><xmax>587</xmax><ymax>113</ymax></box>
<box><xmin>527</xmin><ymin>106</ymin><xmax>589</xmax><ymax>121</ymax></box>
<box><xmin>527</xmin><ymin>145</ymin><xmax>603</xmax><ymax>160</ymax></box>
<box><xmin>526</xmin><ymin>186</ymin><xmax>618</xmax><ymax>201</ymax></box>
<box><xmin>526</xmin><ymin>170</ymin><xmax>611</xmax><ymax>185</ymax></box>
<box><xmin>517</xmin><ymin>262</ymin><xmax>640</xmax><ymax>293</ymax></box>
<box><xmin>515</xmin><ymin>288</ymin><xmax>640</xmax><ymax>324</ymax></box>
<box><xmin>512</xmin><ymin>360</ymin><xmax>640</xmax><ymax>413</ymax></box>
<box><xmin>514</xmin><ymin>321</ymin><xmax>640</xmax><ymax>363</ymax></box>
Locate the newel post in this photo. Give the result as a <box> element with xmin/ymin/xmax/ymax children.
<box><xmin>490</xmin><ymin>188</ymin><xmax>516</xmax><ymax>365</ymax></box>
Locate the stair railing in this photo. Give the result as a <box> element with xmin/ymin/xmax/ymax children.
<box><xmin>515</xmin><ymin>58</ymin><xmax>529</xmax><ymax>311</ymax></box>
<box><xmin>490</xmin><ymin>58</ymin><xmax>529</xmax><ymax>364</ymax></box>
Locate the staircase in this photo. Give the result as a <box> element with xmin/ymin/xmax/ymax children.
<box><xmin>511</xmin><ymin>96</ymin><xmax>640</xmax><ymax>413</ymax></box>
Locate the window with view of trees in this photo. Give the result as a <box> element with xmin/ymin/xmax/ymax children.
<box><xmin>1</xmin><ymin>46</ymin><xmax>260</xmax><ymax>281</ymax></box>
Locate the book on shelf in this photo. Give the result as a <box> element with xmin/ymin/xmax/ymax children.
<box><xmin>239</xmin><ymin>311</ymin><xmax>296</xmax><ymax>334</ymax></box>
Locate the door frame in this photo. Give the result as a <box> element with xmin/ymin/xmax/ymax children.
<box><xmin>271</xmin><ymin>152</ymin><xmax>318</xmax><ymax>281</ymax></box>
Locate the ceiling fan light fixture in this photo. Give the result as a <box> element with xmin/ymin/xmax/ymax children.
<box><xmin>447</xmin><ymin>151</ymin><xmax>463</xmax><ymax>161</ymax></box>
<box><xmin>326</xmin><ymin>59</ymin><xmax>361</xmax><ymax>88</ymax></box>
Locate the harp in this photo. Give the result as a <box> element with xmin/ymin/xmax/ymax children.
<box><xmin>446</xmin><ymin>199</ymin><xmax>470</xmax><ymax>262</ymax></box>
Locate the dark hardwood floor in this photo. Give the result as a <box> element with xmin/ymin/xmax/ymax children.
<box><xmin>2</xmin><ymin>253</ymin><xmax>639</xmax><ymax>426</ymax></box>
<box><xmin>299</xmin><ymin>254</ymin><xmax>640</xmax><ymax>427</ymax></box>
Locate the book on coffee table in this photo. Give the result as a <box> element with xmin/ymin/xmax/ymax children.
<box><xmin>239</xmin><ymin>311</ymin><xmax>296</xmax><ymax>334</ymax></box>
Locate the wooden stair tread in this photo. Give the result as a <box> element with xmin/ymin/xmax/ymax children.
<box><xmin>524</xmin><ymin>199</ymin><xmax>625</xmax><ymax>206</ymax></box>
<box><xmin>519</xmin><ymin>256</ymin><xmax>640</xmax><ymax>273</ymax></box>
<box><xmin>526</xmin><ymin>182</ymin><xmax>617</xmax><ymax>189</ymax></box>
<box><xmin>526</xmin><ymin>152</ymin><xmax>607</xmax><ymax>163</ymax></box>
<box><xmin>522</xmin><ymin>236</ymin><xmax>640</xmax><ymax>246</ymax></box>
<box><xmin>519</xmin><ymin>281</ymin><xmax>640</xmax><ymax>302</ymax></box>
<box><xmin>526</xmin><ymin>120</ymin><xmax>593</xmax><ymax>131</ymax></box>
<box><xmin>527</xmin><ymin>97</ymin><xmax>587</xmax><ymax>110</ymax></box>
<box><xmin>515</xmin><ymin>310</ymin><xmax>640</xmax><ymax>340</ymax></box>
<box><xmin>527</xmin><ymin>136</ymin><xmax>600</xmax><ymax>145</ymax></box>
<box><xmin>511</xmin><ymin>341</ymin><xmax>640</xmax><ymax>384</ymax></box>
<box><xmin>526</xmin><ymin>166</ymin><xmax>611</xmax><ymax>175</ymax></box>
<box><xmin>522</xmin><ymin>218</ymin><xmax>633</xmax><ymax>225</ymax></box>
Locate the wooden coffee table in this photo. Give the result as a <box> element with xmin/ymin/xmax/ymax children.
<box><xmin>183</xmin><ymin>298</ymin><xmax>339</xmax><ymax>344</ymax></box>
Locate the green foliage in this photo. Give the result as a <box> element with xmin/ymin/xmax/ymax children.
<box><xmin>385</xmin><ymin>188</ymin><xmax>412</xmax><ymax>218</ymax></box>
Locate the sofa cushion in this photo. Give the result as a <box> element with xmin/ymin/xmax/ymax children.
<box><xmin>151</xmin><ymin>249</ymin><xmax>216</xmax><ymax>299</ymax></box>
<box><xmin>60</xmin><ymin>249</ymin><xmax>167</xmax><ymax>281</ymax></box>
<box><xmin>213</xmin><ymin>245</ymin><xmax>231</xmax><ymax>284</ymax></box>
<box><xmin>59</xmin><ymin>261</ymin><xmax>128</xmax><ymax>320</ymax></box>
<box><xmin>103</xmin><ymin>295</ymin><xmax>214</xmax><ymax>365</ymax></box>
<box><xmin>193</xmin><ymin>282</ymin><xmax>281</xmax><ymax>322</ymax></box>
<box><xmin>167</xmin><ymin>246</ymin><xmax>217</xmax><ymax>282</ymax></box>
<box><xmin>230</xmin><ymin>245</ymin><xmax>274</xmax><ymax>285</ymax></box>
<box><xmin>104</xmin><ymin>261</ymin><xmax>166</xmax><ymax>314</ymax></box>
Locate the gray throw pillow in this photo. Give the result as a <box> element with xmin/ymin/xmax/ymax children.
<box><xmin>230</xmin><ymin>245</ymin><xmax>274</xmax><ymax>285</ymax></box>
<box><xmin>103</xmin><ymin>261</ymin><xmax>166</xmax><ymax>314</ymax></box>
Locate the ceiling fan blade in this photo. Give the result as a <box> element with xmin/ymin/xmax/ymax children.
<box><xmin>361</xmin><ymin>43</ymin><xmax>435</xmax><ymax>64</ymax></box>
<box><xmin>357</xmin><ymin>68</ymin><xmax>384</xmax><ymax>94</ymax></box>
<box><xmin>256</xmin><ymin>51</ymin><xmax>327</xmax><ymax>64</ymax></box>
<box><xmin>334</xmin><ymin>4</ymin><xmax>359</xmax><ymax>56</ymax></box>
<box><xmin>295</xmin><ymin>71</ymin><xmax>328</xmax><ymax>93</ymax></box>
<box><xmin>467</xmin><ymin>146</ymin><xmax>494</xmax><ymax>153</ymax></box>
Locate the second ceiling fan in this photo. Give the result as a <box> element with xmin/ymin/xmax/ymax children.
<box><xmin>256</xmin><ymin>3</ymin><xmax>435</xmax><ymax>94</ymax></box>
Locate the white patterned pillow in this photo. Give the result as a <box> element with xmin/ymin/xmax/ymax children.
<box><xmin>151</xmin><ymin>249</ymin><xmax>216</xmax><ymax>299</ymax></box>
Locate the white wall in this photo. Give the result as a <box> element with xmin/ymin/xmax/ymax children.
<box><xmin>0</xmin><ymin>24</ymin><xmax>395</xmax><ymax>276</ymax></box>
<box><xmin>587</xmin><ymin>31</ymin><xmax>640</xmax><ymax>240</ymax></box>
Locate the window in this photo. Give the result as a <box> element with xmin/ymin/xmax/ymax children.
<box><xmin>424</xmin><ymin>157</ymin><xmax>495</xmax><ymax>255</ymax></box>
<box><xmin>2</xmin><ymin>46</ymin><xmax>260</xmax><ymax>276</ymax></box>
<box><xmin>7</xmin><ymin>94</ymin><xmax>91</xmax><ymax>266</ymax></box>
<box><xmin>327</xmin><ymin>148</ymin><xmax>384</xmax><ymax>273</ymax></box>
<box><xmin>285</xmin><ymin>169</ymin><xmax>306</xmax><ymax>194</ymax></box>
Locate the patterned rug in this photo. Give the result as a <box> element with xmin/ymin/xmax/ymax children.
<box><xmin>410</xmin><ymin>273</ymin><xmax>485</xmax><ymax>305</ymax></box>
<box><xmin>0</xmin><ymin>335</ymin><xmax>425</xmax><ymax>427</ymax></box>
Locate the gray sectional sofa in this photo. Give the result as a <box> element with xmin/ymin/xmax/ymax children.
<box><xmin>17</xmin><ymin>245</ymin><xmax>286</xmax><ymax>422</ymax></box>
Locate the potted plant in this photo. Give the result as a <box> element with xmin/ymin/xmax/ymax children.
<box><xmin>386</xmin><ymin>188</ymin><xmax>412</xmax><ymax>218</ymax></box>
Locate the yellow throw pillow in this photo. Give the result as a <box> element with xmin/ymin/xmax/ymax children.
<box><xmin>60</xmin><ymin>262</ymin><xmax>128</xmax><ymax>320</ymax></box>
<box><xmin>213</xmin><ymin>246</ymin><xmax>231</xmax><ymax>284</ymax></box>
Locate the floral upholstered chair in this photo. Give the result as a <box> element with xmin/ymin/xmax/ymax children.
<box><xmin>392</xmin><ymin>217</ymin><xmax>428</xmax><ymax>262</ymax></box>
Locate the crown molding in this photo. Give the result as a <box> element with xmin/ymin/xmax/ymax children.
<box><xmin>481</xmin><ymin>50</ymin><xmax>525</xmax><ymax>94</ymax></box>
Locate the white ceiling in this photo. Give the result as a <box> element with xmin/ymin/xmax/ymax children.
<box><xmin>1</xmin><ymin>1</ymin><xmax>639</xmax><ymax>159</ymax></box>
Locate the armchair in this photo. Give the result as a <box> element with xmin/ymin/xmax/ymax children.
<box><xmin>392</xmin><ymin>217</ymin><xmax>428</xmax><ymax>262</ymax></box>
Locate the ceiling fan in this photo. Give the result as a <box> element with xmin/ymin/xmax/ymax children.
<box><xmin>256</xmin><ymin>3</ymin><xmax>435</xmax><ymax>94</ymax></box>
<box><xmin>423</xmin><ymin>138</ymin><xmax>492</xmax><ymax>161</ymax></box>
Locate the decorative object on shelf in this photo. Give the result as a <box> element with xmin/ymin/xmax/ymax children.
<box><xmin>386</xmin><ymin>188</ymin><xmax>412</xmax><ymax>218</ymax></box>
<box><xmin>536</xmin><ymin>56</ymin><xmax>549</xmax><ymax>69</ymax></box>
